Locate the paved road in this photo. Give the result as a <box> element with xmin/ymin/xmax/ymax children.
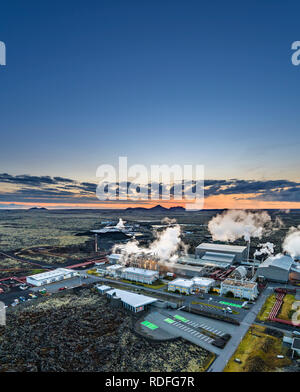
<box><xmin>208</xmin><ymin>285</ymin><xmax>273</xmax><ymax>372</ymax></box>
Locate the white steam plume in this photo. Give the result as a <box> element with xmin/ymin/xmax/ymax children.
<box><xmin>113</xmin><ymin>218</ymin><xmax>187</xmax><ymax>263</ymax></box>
<box><xmin>254</xmin><ymin>242</ymin><xmax>275</xmax><ymax>258</ymax></box>
<box><xmin>208</xmin><ymin>210</ymin><xmax>273</xmax><ymax>242</ymax></box>
<box><xmin>283</xmin><ymin>226</ymin><xmax>300</xmax><ymax>258</ymax></box>
<box><xmin>116</xmin><ymin>218</ymin><xmax>125</xmax><ymax>230</ymax></box>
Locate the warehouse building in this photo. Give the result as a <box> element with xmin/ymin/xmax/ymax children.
<box><xmin>168</xmin><ymin>277</ymin><xmax>215</xmax><ymax>294</ymax></box>
<box><xmin>220</xmin><ymin>278</ymin><xmax>258</xmax><ymax>300</ymax></box>
<box><xmin>196</xmin><ymin>243</ymin><xmax>248</xmax><ymax>264</ymax></box>
<box><xmin>121</xmin><ymin>267</ymin><xmax>159</xmax><ymax>284</ymax></box>
<box><xmin>26</xmin><ymin>268</ymin><xmax>78</xmax><ymax>287</ymax></box>
<box><xmin>106</xmin><ymin>288</ymin><xmax>157</xmax><ymax>312</ymax></box>
<box><xmin>257</xmin><ymin>255</ymin><xmax>294</xmax><ymax>283</ymax></box>
<box><xmin>159</xmin><ymin>262</ymin><xmax>205</xmax><ymax>278</ymax></box>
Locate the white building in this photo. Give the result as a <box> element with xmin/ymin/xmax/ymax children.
<box><xmin>106</xmin><ymin>288</ymin><xmax>157</xmax><ymax>312</ymax></box>
<box><xmin>108</xmin><ymin>253</ymin><xmax>123</xmax><ymax>264</ymax></box>
<box><xmin>192</xmin><ymin>277</ymin><xmax>215</xmax><ymax>293</ymax></box>
<box><xmin>168</xmin><ymin>278</ymin><xmax>195</xmax><ymax>294</ymax></box>
<box><xmin>168</xmin><ymin>276</ymin><xmax>215</xmax><ymax>294</ymax></box>
<box><xmin>121</xmin><ymin>267</ymin><xmax>159</xmax><ymax>284</ymax></box>
<box><xmin>220</xmin><ymin>278</ymin><xmax>258</xmax><ymax>300</ymax></box>
<box><xmin>106</xmin><ymin>264</ymin><xmax>124</xmax><ymax>277</ymax></box>
<box><xmin>96</xmin><ymin>284</ymin><xmax>111</xmax><ymax>294</ymax></box>
<box><xmin>26</xmin><ymin>268</ymin><xmax>78</xmax><ymax>287</ymax></box>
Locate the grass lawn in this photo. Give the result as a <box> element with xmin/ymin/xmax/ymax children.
<box><xmin>257</xmin><ymin>294</ymin><xmax>276</xmax><ymax>321</ymax></box>
<box><xmin>121</xmin><ymin>279</ymin><xmax>166</xmax><ymax>289</ymax></box>
<box><xmin>224</xmin><ymin>325</ymin><xmax>291</xmax><ymax>372</ymax></box>
<box><xmin>29</xmin><ymin>269</ymin><xmax>46</xmax><ymax>275</ymax></box>
<box><xmin>278</xmin><ymin>294</ymin><xmax>296</xmax><ymax>321</ymax></box>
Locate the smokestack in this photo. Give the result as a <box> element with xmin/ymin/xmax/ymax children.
<box><xmin>95</xmin><ymin>234</ymin><xmax>98</xmax><ymax>253</ymax></box>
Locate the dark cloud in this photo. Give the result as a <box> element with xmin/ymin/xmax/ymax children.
<box><xmin>0</xmin><ymin>173</ymin><xmax>57</xmax><ymax>186</ymax></box>
<box><xmin>0</xmin><ymin>173</ymin><xmax>299</xmax><ymax>205</ymax></box>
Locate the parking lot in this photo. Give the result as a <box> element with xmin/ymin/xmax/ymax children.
<box><xmin>140</xmin><ymin>309</ymin><xmax>237</xmax><ymax>355</ymax></box>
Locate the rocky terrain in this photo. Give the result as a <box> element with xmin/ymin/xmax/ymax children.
<box><xmin>0</xmin><ymin>289</ymin><xmax>213</xmax><ymax>372</ymax></box>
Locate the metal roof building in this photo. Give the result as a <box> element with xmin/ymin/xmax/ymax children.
<box><xmin>108</xmin><ymin>253</ymin><xmax>123</xmax><ymax>264</ymax></box>
<box><xmin>196</xmin><ymin>243</ymin><xmax>248</xmax><ymax>263</ymax></box>
<box><xmin>158</xmin><ymin>262</ymin><xmax>205</xmax><ymax>278</ymax></box>
<box><xmin>168</xmin><ymin>276</ymin><xmax>215</xmax><ymax>294</ymax></box>
<box><xmin>106</xmin><ymin>288</ymin><xmax>157</xmax><ymax>312</ymax></box>
<box><xmin>26</xmin><ymin>268</ymin><xmax>78</xmax><ymax>287</ymax></box>
<box><xmin>257</xmin><ymin>255</ymin><xmax>294</xmax><ymax>283</ymax></box>
<box><xmin>121</xmin><ymin>267</ymin><xmax>159</xmax><ymax>284</ymax></box>
<box><xmin>198</xmin><ymin>251</ymin><xmax>235</xmax><ymax>269</ymax></box>
<box><xmin>168</xmin><ymin>278</ymin><xmax>195</xmax><ymax>294</ymax></box>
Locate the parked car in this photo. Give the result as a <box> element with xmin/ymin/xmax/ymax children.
<box><xmin>234</xmin><ymin>358</ymin><xmax>242</xmax><ymax>364</ymax></box>
<box><xmin>58</xmin><ymin>286</ymin><xmax>67</xmax><ymax>291</ymax></box>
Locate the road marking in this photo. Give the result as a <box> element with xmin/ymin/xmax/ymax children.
<box><xmin>164</xmin><ymin>318</ymin><xmax>175</xmax><ymax>324</ymax></box>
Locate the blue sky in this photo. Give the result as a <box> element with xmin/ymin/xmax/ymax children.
<box><xmin>0</xmin><ymin>0</ymin><xmax>300</xmax><ymax>208</ymax></box>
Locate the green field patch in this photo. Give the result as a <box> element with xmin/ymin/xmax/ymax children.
<box><xmin>219</xmin><ymin>301</ymin><xmax>242</xmax><ymax>308</ymax></box>
<box><xmin>141</xmin><ymin>320</ymin><xmax>159</xmax><ymax>330</ymax></box>
<box><xmin>164</xmin><ymin>318</ymin><xmax>175</xmax><ymax>324</ymax></box>
<box><xmin>174</xmin><ymin>315</ymin><xmax>188</xmax><ymax>322</ymax></box>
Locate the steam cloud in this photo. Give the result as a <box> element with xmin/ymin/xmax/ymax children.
<box><xmin>113</xmin><ymin>219</ymin><xmax>187</xmax><ymax>263</ymax></box>
<box><xmin>254</xmin><ymin>242</ymin><xmax>275</xmax><ymax>258</ymax></box>
<box><xmin>116</xmin><ymin>218</ymin><xmax>125</xmax><ymax>230</ymax></box>
<box><xmin>208</xmin><ymin>210</ymin><xmax>274</xmax><ymax>242</ymax></box>
<box><xmin>283</xmin><ymin>226</ymin><xmax>300</xmax><ymax>258</ymax></box>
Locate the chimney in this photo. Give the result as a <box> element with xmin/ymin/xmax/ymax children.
<box><xmin>95</xmin><ymin>234</ymin><xmax>98</xmax><ymax>253</ymax></box>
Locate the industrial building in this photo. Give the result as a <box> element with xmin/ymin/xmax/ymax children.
<box><xmin>121</xmin><ymin>267</ymin><xmax>159</xmax><ymax>284</ymax></box>
<box><xmin>192</xmin><ymin>277</ymin><xmax>215</xmax><ymax>293</ymax></box>
<box><xmin>195</xmin><ymin>243</ymin><xmax>248</xmax><ymax>265</ymax></box>
<box><xmin>26</xmin><ymin>268</ymin><xmax>78</xmax><ymax>287</ymax></box>
<box><xmin>159</xmin><ymin>262</ymin><xmax>205</xmax><ymax>278</ymax></box>
<box><xmin>168</xmin><ymin>278</ymin><xmax>195</xmax><ymax>294</ymax></box>
<box><xmin>168</xmin><ymin>277</ymin><xmax>215</xmax><ymax>294</ymax></box>
<box><xmin>106</xmin><ymin>288</ymin><xmax>157</xmax><ymax>312</ymax></box>
<box><xmin>106</xmin><ymin>264</ymin><xmax>124</xmax><ymax>277</ymax></box>
<box><xmin>257</xmin><ymin>255</ymin><xmax>294</xmax><ymax>283</ymax></box>
<box><xmin>220</xmin><ymin>278</ymin><xmax>258</xmax><ymax>300</ymax></box>
<box><xmin>108</xmin><ymin>253</ymin><xmax>123</xmax><ymax>264</ymax></box>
